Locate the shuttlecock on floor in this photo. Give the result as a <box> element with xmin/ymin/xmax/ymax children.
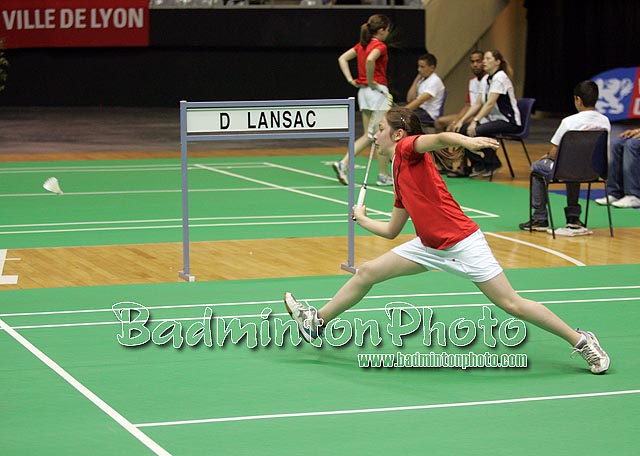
<box><xmin>43</xmin><ymin>177</ymin><xmax>63</xmax><ymax>195</ymax></box>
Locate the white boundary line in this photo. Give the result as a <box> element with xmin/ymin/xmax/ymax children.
<box><xmin>0</xmin><ymin>317</ymin><xmax>171</xmax><ymax>456</ymax></box>
<box><xmin>0</xmin><ymin>162</ymin><xmax>268</xmax><ymax>174</ymax></box>
<box><xmin>134</xmin><ymin>389</ymin><xmax>640</xmax><ymax>428</ymax></box>
<box><xmin>0</xmin><ymin>213</ymin><xmax>346</xmax><ymax>229</ymax></box>
<box><xmin>2</xmin><ymin>285</ymin><xmax>639</xmax><ymax>317</ymax></box>
<box><xmin>485</xmin><ymin>232</ymin><xmax>586</xmax><ymax>266</ymax></box>
<box><xmin>193</xmin><ymin>163</ymin><xmax>391</xmax><ymax>218</ymax></box>
<box><xmin>4</xmin><ymin>296</ymin><xmax>639</xmax><ymax>331</ymax></box>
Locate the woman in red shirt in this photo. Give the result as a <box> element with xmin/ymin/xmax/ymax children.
<box><xmin>285</xmin><ymin>106</ymin><xmax>610</xmax><ymax>375</ymax></box>
<box><xmin>335</xmin><ymin>14</ymin><xmax>394</xmax><ymax>187</ymax></box>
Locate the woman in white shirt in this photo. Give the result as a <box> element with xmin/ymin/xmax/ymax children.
<box><xmin>453</xmin><ymin>50</ymin><xmax>521</xmax><ymax>177</ymax></box>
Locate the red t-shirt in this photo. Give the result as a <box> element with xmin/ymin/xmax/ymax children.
<box><xmin>393</xmin><ymin>136</ymin><xmax>479</xmax><ymax>249</ymax></box>
<box><xmin>353</xmin><ymin>38</ymin><xmax>388</xmax><ymax>87</ymax></box>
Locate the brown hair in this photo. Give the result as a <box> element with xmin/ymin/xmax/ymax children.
<box><xmin>360</xmin><ymin>14</ymin><xmax>391</xmax><ymax>47</ymax></box>
<box><xmin>486</xmin><ymin>49</ymin><xmax>514</xmax><ymax>80</ymax></box>
<box><xmin>385</xmin><ymin>107</ymin><xmax>463</xmax><ymax>169</ymax></box>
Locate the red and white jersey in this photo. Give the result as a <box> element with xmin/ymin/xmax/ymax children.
<box><xmin>353</xmin><ymin>38</ymin><xmax>388</xmax><ymax>87</ymax></box>
<box><xmin>465</xmin><ymin>74</ymin><xmax>485</xmax><ymax>105</ymax></box>
<box><xmin>392</xmin><ymin>136</ymin><xmax>479</xmax><ymax>249</ymax></box>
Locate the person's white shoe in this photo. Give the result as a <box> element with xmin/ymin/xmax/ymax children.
<box><xmin>332</xmin><ymin>161</ymin><xmax>348</xmax><ymax>185</ymax></box>
<box><xmin>611</xmin><ymin>194</ymin><xmax>640</xmax><ymax>208</ymax></box>
<box><xmin>375</xmin><ymin>173</ymin><xmax>394</xmax><ymax>186</ymax></box>
<box><xmin>594</xmin><ymin>195</ymin><xmax>619</xmax><ymax>206</ymax></box>
<box><xmin>571</xmin><ymin>330</ymin><xmax>610</xmax><ymax>374</ymax></box>
<box><xmin>283</xmin><ymin>292</ymin><xmax>324</xmax><ymax>343</ymax></box>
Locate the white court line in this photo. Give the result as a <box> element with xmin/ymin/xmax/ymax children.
<box><xmin>0</xmin><ymin>185</ymin><xmax>351</xmax><ymax>198</ymax></box>
<box><xmin>0</xmin><ymin>162</ymin><xmax>268</xmax><ymax>174</ymax></box>
<box><xmin>2</xmin><ymin>285</ymin><xmax>639</xmax><ymax>318</ymax></box>
<box><xmin>134</xmin><ymin>389</ymin><xmax>640</xmax><ymax>428</ymax></box>
<box><xmin>0</xmin><ymin>213</ymin><xmax>345</xmax><ymax>229</ymax></box>
<box><xmin>0</xmin><ymin>219</ymin><xmax>348</xmax><ymax>236</ymax></box>
<box><xmin>265</xmin><ymin>162</ymin><xmax>500</xmax><ymax>218</ymax></box>
<box><xmin>5</xmin><ymin>296</ymin><xmax>639</xmax><ymax>330</ymax></box>
<box><xmin>485</xmin><ymin>232</ymin><xmax>585</xmax><ymax>266</ymax></box>
<box><xmin>0</xmin><ymin>185</ymin><xmax>342</xmax><ymax>198</ymax></box>
<box><xmin>193</xmin><ymin>163</ymin><xmax>391</xmax><ymax>218</ymax></box>
<box><xmin>0</xmin><ymin>318</ymin><xmax>171</xmax><ymax>456</ymax></box>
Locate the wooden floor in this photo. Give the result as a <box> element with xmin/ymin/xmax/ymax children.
<box><xmin>2</xmin><ymin>141</ymin><xmax>638</xmax><ymax>290</ymax></box>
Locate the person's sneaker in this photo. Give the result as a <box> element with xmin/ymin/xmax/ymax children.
<box><xmin>549</xmin><ymin>226</ymin><xmax>592</xmax><ymax>236</ymax></box>
<box><xmin>571</xmin><ymin>330</ymin><xmax>610</xmax><ymax>374</ymax></box>
<box><xmin>566</xmin><ymin>217</ymin><xmax>586</xmax><ymax>229</ymax></box>
<box><xmin>332</xmin><ymin>161</ymin><xmax>348</xmax><ymax>185</ymax></box>
<box><xmin>480</xmin><ymin>164</ymin><xmax>502</xmax><ymax>178</ymax></box>
<box><xmin>283</xmin><ymin>292</ymin><xmax>324</xmax><ymax>343</ymax></box>
<box><xmin>375</xmin><ymin>173</ymin><xmax>394</xmax><ymax>186</ymax></box>
<box><xmin>595</xmin><ymin>195</ymin><xmax>619</xmax><ymax>206</ymax></box>
<box><xmin>518</xmin><ymin>219</ymin><xmax>549</xmax><ymax>231</ymax></box>
<box><xmin>611</xmin><ymin>194</ymin><xmax>640</xmax><ymax>208</ymax></box>
<box><xmin>468</xmin><ymin>168</ymin><xmax>485</xmax><ymax>177</ymax></box>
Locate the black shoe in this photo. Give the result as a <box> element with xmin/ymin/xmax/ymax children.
<box><xmin>446</xmin><ymin>168</ymin><xmax>470</xmax><ymax>178</ymax></box>
<box><xmin>566</xmin><ymin>217</ymin><xmax>586</xmax><ymax>229</ymax></box>
<box><xmin>519</xmin><ymin>219</ymin><xmax>549</xmax><ymax>232</ymax></box>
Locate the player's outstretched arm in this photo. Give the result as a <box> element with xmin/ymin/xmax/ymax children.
<box><xmin>352</xmin><ymin>206</ymin><xmax>409</xmax><ymax>239</ymax></box>
<box><xmin>414</xmin><ymin>132</ymin><xmax>499</xmax><ymax>154</ymax></box>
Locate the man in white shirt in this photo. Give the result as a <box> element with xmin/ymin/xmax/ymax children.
<box><xmin>519</xmin><ymin>80</ymin><xmax>610</xmax><ymax>235</ymax></box>
<box><xmin>435</xmin><ymin>50</ymin><xmax>486</xmax><ymax>132</ymax></box>
<box><xmin>405</xmin><ymin>53</ymin><xmax>445</xmax><ymax>124</ymax></box>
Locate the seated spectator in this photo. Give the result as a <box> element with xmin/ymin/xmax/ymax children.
<box><xmin>519</xmin><ymin>80</ymin><xmax>610</xmax><ymax>235</ymax></box>
<box><xmin>595</xmin><ymin>128</ymin><xmax>640</xmax><ymax>208</ymax></box>
<box><xmin>435</xmin><ymin>50</ymin><xmax>486</xmax><ymax>132</ymax></box>
<box><xmin>452</xmin><ymin>50</ymin><xmax>521</xmax><ymax>177</ymax></box>
<box><xmin>404</xmin><ymin>53</ymin><xmax>446</xmax><ymax>126</ymax></box>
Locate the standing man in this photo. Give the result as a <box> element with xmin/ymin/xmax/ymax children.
<box><xmin>405</xmin><ymin>53</ymin><xmax>446</xmax><ymax>125</ymax></box>
<box><xmin>519</xmin><ymin>80</ymin><xmax>610</xmax><ymax>235</ymax></box>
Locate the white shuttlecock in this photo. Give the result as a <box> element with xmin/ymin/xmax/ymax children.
<box><xmin>43</xmin><ymin>177</ymin><xmax>63</xmax><ymax>195</ymax></box>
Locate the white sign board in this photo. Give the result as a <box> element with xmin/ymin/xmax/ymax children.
<box><xmin>186</xmin><ymin>105</ymin><xmax>350</xmax><ymax>134</ymax></box>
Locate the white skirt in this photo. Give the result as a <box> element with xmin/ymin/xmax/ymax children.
<box><xmin>392</xmin><ymin>230</ymin><xmax>503</xmax><ymax>283</ymax></box>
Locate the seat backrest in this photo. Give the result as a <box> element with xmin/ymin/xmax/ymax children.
<box><xmin>437</xmin><ymin>90</ymin><xmax>448</xmax><ymax>119</ymax></box>
<box><xmin>515</xmin><ymin>97</ymin><xmax>536</xmax><ymax>138</ymax></box>
<box><xmin>552</xmin><ymin>130</ymin><xmax>609</xmax><ymax>182</ymax></box>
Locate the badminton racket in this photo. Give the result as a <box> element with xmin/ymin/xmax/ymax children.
<box><xmin>356</xmin><ymin>141</ymin><xmax>377</xmax><ymax>207</ymax></box>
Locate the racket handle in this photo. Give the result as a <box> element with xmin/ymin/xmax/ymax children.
<box><xmin>357</xmin><ymin>185</ymin><xmax>367</xmax><ymax>207</ymax></box>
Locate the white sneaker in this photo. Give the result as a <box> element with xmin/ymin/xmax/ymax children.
<box><xmin>571</xmin><ymin>330</ymin><xmax>610</xmax><ymax>374</ymax></box>
<box><xmin>594</xmin><ymin>195</ymin><xmax>619</xmax><ymax>205</ymax></box>
<box><xmin>611</xmin><ymin>194</ymin><xmax>640</xmax><ymax>208</ymax></box>
<box><xmin>375</xmin><ymin>173</ymin><xmax>393</xmax><ymax>186</ymax></box>
<box><xmin>283</xmin><ymin>292</ymin><xmax>324</xmax><ymax>343</ymax></box>
<box><xmin>332</xmin><ymin>161</ymin><xmax>348</xmax><ymax>185</ymax></box>
<box><xmin>549</xmin><ymin>226</ymin><xmax>593</xmax><ymax>236</ymax></box>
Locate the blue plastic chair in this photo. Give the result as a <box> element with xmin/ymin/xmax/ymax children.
<box><xmin>495</xmin><ymin>97</ymin><xmax>536</xmax><ymax>178</ymax></box>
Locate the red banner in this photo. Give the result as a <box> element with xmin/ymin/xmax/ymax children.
<box><xmin>0</xmin><ymin>0</ymin><xmax>149</xmax><ymax>49</ymax></box>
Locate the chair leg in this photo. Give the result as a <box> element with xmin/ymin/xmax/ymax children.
<box><xmin>528</xmin><ymin>173</ymin><xmax>534</xmax><ymax>231</ymax></box>
<box><xmin>585</xmin><ymin>183</ymin><xmax>591</xmax><ymax>227</ymax></box>
<box><xmin>546</xmin><ymin>181</ymin><xmax>555</xmax><ymax>239</ymax></box>
<box><xmin>604</xmin><ymin>184</ymin><xmax>614</xmax><ymax>237</ymax></box>
<box><xmin>520</xmin><ymin>139</ymin><xmax>532</xmax><ymax>165</ymax></box>
<box><xmin>498</xmin><ymin>138</ymin><xmax>515</xmax><ymax>178</ymax></box>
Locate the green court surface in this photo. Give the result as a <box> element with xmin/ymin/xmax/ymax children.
<box><xmin>1</xmin><ymin>265</ymin><xmax>639</xmax><ymax>455</ymax></box>
<box><xmin>1</xmin><ymin>155</ymin><xmax>637</xmax><ymax>249</ymax></box>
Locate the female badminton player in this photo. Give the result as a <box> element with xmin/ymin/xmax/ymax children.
<box><xmin>285</xmin><ymin>106</ymin><xmax>610</xmax><ymax>375</ymax></box>
<box><xmin>334</xmin><ymin>14</ymin><xmax>394</xmax><ymax>187</ymax></box>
